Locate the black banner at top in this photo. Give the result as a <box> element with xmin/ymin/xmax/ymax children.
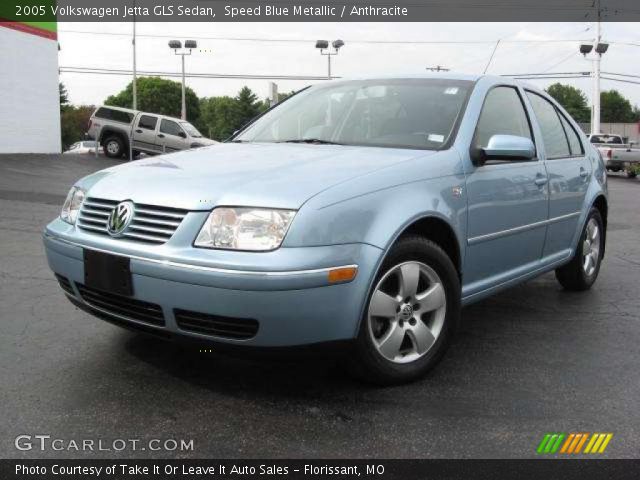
<box><xmin>3</xmin><ymin>0</ymin><xmax>640</xmax><ymax>22</ymax></box>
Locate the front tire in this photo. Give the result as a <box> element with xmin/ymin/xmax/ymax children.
<box><xmin>555</xmin><ymin>208</ymin><xmax>604</xmax><ymax>291</ymax></box>
<box><xmin>349</xmin><ymin>236</ymin><xmax>460</xmax><ymax>385</ymax></box>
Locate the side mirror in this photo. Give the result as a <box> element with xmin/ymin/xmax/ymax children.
<box><xmin>178</xmin><ymin>131</ymin><xmax>187</xmax><ymax>138</ymax></box>
<box><xmin>472</xmin><ymin>134</ymin><xmax>535</xmax><ymax>166</ymax></box>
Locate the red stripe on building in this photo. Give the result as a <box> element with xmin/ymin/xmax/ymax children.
<box><xmin>0</xmin><ymin>21</ymin><xmax>57</xmax><ymax>40</ymax></box>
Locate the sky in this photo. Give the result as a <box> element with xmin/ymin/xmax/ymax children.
<box><xmin>58</xmin><ymin>22</ymin><xmax>640</xmax><ymax>108</ymax></box>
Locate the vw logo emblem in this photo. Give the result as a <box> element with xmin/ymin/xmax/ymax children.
<box><xmin>107</xmin><ymin>201</ymin><xmax>134</xmax><ymax>237</ymax></box>
<box><xmin>400</xmin><ymin>304</ymin><xmax>414</xmax><ymax>321</ymax></box>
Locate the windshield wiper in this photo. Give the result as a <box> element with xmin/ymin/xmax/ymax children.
<box><xmin>280</xmin><ymin>138</ymin><xmax>343</xmax><ymax>145</ymax></box>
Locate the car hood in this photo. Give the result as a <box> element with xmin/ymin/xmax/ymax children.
<box><xmin>81</xmin><ymin>143</ymin><xmax>435</xmax><ymax>210</ymax></box>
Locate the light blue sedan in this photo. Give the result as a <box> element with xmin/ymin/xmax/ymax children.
<box><xmin>44</xmin><ymin>74</ymin><xmax>607</xmax><ymax>384</ymax></box>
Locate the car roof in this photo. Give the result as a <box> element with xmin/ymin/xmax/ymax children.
<box><xmin>320</xmin><ymin>73</ymin><xmax>545</xmax><ymax>92</ymax></box>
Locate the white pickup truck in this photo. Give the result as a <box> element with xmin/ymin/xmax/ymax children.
<box><xmin>588</xmin><ymin>133</ymin><xmax>640</xmax><ymax>178</ymax></box>
<box><xmin>87</xmin><ymin>105</ymin><xmax>218</xmax><ymax>159</ymax></box>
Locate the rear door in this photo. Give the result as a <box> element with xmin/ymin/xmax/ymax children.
<box><xmin>524</xmin><ymin>91</ymin><xmax>590</xmax><ymax>258</ymax></box>
<box><xmin>133</xmin><ymin>114</ymin><xmax>162</xmax><ymax>153</ymax></box>
<box><xmin>158</xmin><ymin>119</ymin><xmax>189</xmax><ymax>152</ymax></box>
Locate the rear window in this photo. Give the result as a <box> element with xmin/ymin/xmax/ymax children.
<box><xmin>94</xmin><ymin>107</ymin><xmax>134</xmax><ymax>124</ymax></box>
<box><xmin>590</xmin><ymin>135</ymin><xmax>622</xmax><ymax>144</ymax></box>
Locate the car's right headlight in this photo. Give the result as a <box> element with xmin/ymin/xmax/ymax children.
<box><xmin>60</xmin><ymin>186</ymin><xmax>85</xmax><ymax>224</ymax></box>
<box><xmin>194</xmin><ymin>207</ymin><xmax>296</xmax><ymax>251</ymax></box>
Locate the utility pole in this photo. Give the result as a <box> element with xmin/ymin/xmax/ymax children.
<box><xmin>132</xmin><ymin>0</ymin><xmax>137</xmax><ymax>110</ymax></box>
<box><xmin>592</xmin><ymin>11</ymin><xmax>601</xmax><ymax>134</ymax></box>
<box><xmin>580</xmin><ymin>0</ymin><xmax>608</xmax><ymax>134</ymax></box>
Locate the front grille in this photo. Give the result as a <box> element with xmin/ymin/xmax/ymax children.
<box><xmin>77</xmin><ymin>283</ymin><xmax>165</xmax><ymax>326</ymax></box>
<box><xmin>77</xmin><ymin>197</ymin><xmax>188</xmax><ymax>245</ymax></box>
<box><xmin>55</xmin><ymin>274</ymin><xmax>74</xmax><ymax>296</ymax></box>
<box><xmin>174</xmin><ymin>309</ymin><xmax>259</xmax><ymax>340</ymax></box>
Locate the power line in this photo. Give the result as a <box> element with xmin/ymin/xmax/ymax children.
<box><xmin>59</xmin><ymin>66</ymin><xmax>334</xmax><ymax>81</ymax></box>
<box><xmin>58</xmin><ymin>29</ymin><xmax>592</xmax><ymax>46</ymax></box>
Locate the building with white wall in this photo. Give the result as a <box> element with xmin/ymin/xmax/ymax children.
<box><xmin>0</xmin><ymin>22</ymin><xmax>61</xmax><ymax>153</ymax></box>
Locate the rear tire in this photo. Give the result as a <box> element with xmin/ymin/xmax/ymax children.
<box><xmin>555</xmin><ymin>208</ymin><xmax>604</xmax><ymax>291</ymax></box>
<box><xmin>349</xmin><ymin>235</ymin><xmax>460</xmax><ymax>385</ymax></box>
<box><xmin>103</xmin><ymin>136</ymin><xmax>125</xmax><ymax>159</ymax></box>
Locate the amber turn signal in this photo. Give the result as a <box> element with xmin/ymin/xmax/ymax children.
<box><xmin>327</xmin><ymin>266</ymin><xmax>358</xmax><ymax>284</ymax></box>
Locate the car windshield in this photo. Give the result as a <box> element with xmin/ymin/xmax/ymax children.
<box><xmin>235</xmin><ymin>79</ymin><xmax>473</xmax><ymax>150</ymax></box>
<box><xmin>180</xmin><ymin>122</ymin><xmax>202</xmax><ymax>138</ymax></box>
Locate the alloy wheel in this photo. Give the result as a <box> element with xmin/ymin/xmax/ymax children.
<box><xmin>367</xmin><ymin>261</ymin><xmax>447</xmax><ymax>364</ymax></box>
<box><xmin>582</xmin><ymin>217</ymin><xmax>600</xmax><ymax>277</ymax></box>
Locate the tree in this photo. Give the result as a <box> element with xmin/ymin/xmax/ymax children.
<box><xmin>600</xmin><ymin>90</ymin><xmax>635</xmax><ymax>123</ymax></box>
<box><xmin>61</xmin><ymin>105</ymin><xmax>94</xmax><ymax>150</ymax></box>
<box><xmin>198</xmin><ymin>96</ymin><xmax>239</xmax><ymax>141</ymax></box>
<box><xmin>234</xmin><ymin>86</ymin><xmax>266</xmax><ymax>129</ymax></box>
<box><xmin>198</xmin><ymin>87</ymin><xmax>268</xmax><ymax>141</ymax></box>
<box><xmin>59</xmin><ymin>82</ymin><xmax>69</xmax><ymax>112</ymax></box>
<box><xmin>105</xmin><ymin>77</ymin><xmax>200</xmax><ymax>124</ymax></box>
<box><xmin>545</xmin><ymin>83</ymin><xmax>590</xmax><ymax>123</ymax></box>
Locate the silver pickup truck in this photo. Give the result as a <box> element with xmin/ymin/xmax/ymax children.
<box><xmin>588</xmin><ymin>133</ymin><xmax>640</xmax><ymax>178</ymax></box>
<box><xmin>87</xmin><ymin>106</ymin><xmax>218</xmax><ymax>159</ymax></box>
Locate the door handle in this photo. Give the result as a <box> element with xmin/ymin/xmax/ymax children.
<box><xmin>534</xmin><ymin>175</ymin><xmax>548</xmax><ymax>186</ymax></box>
<box><xmin>579</xmin><ymin>167</ymin><xmax>589</xmax><ymax>178</ymax></box>
<box><xmin>157</xmin><ymin>134</ymin><xmax>165</xmax><ymax>138</ymax></box>
<box><xmin>135</xmin><ymin>129</ymin><xmax>143</xmax><ymax>133</ymax></box>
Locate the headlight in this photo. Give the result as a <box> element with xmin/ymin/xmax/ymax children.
<box><xmin>194</xmin><ymin>207</ymin><xmax>296</xmax><ymax>251</ymax></box>
<box><xmin>60</xmin><ymin>186</ymin><xmax>85</xmax><ymax>224</ymax></box>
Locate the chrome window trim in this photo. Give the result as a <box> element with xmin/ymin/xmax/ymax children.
<box><xmin>468</xmin><ymin>211</ymin><xmax>581</xmax><ymax>245</ymax></box>
<box><xmin>44</xmin><ymin>233</ymin><xmax>358</xmax><ymax>277</ymax></box>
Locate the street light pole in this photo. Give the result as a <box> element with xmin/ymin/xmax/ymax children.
<box><xmin>181</xmin><ymin>54</ymin><xmax>186</xmax><ymax>120</ymax></box>
<box><xmin>316</xmin><ymin>40</ymin><xmax>344</xmax><ymax>79</ymax></box>
<box><xmin>169</xmin><ymin>40</ymin><xmax>197</xmax><ymax>121</ymax></box>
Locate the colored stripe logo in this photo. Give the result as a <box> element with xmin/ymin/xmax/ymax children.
<box><xmin>537</xmin><ymin>433</ymin><xmax>613</xmax><ymax>454</ymax></box>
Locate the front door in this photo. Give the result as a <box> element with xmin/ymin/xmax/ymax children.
<box><xmin>524</xmin><ymin>91</ymin><xmax>590</xmax><ymax>258</ymax></box>
<box><xmin>158</xmin><ymin>119</ymin><xmax>189</xmax><ymax>153</ymax></box>
<box><xmin>463</xmin><ymin>86</ymin><xmax>549</xmax><ymax>295</ymax></box>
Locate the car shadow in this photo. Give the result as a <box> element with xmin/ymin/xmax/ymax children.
<box><xmin>119</xmin><ymin>272</ymin><xmax>599</xmax><ymax>401</ymax></box>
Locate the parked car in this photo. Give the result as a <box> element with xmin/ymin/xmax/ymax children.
<box><xmin>587</xmin><ymin>133</ymin><xmax>640</xmax><ymax>178</ymax></box>
<box><xmin>87</xmin><ymin>106</ymin><xmax>218</xmax><ymax>159</ymax></box>
<box><xmin>44</xmin><ymin>75</ymin><xmax>608</xmax><ymax>384</ymax></box>
<box><xmin>63</xmin><ymin>141</ymin><xmax>98</xmax><ymax>155</ymax></box>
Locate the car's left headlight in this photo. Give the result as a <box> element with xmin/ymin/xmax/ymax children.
<box><xmin>194</xmin><ymin>207</ymin><xmax>296</xmax><ymax>251</ymax></box>
<box><xmin>60</xmin><ymin>186</ymin><xmax>85</xmax><ymax>224</ymax></box>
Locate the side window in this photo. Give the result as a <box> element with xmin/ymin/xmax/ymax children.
<box><xmin>138</xmin><ymin>115</ymin><xmax>158</xmax><ymax>131</ymax></box>
<box><xmin>558</xmin><ymin>113</ymin><xmax>584</xmax><ymax>156</ymax></box>
<box><xmin>525</xmin><ymin>92</ymin><xmax>571</xmax><ymax>159</ymax></box>
<box><xmin>474</xmin><ymin>86</ymin><xmax>532</xmax><ymax>148</ymax></box>
<box><xmin>160</xmin><ymin>119</ymin><xmax>184</xmax><ymax>137</ymax></box>
<box><xmin>94</xmin><ymin>107</ymin><xmax>133</xmax><ymax>124</ymax></box>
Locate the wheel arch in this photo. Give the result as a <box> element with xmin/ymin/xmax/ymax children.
<box><xmin>592</xmin><ymin>194</ymin><xmax>608</xmax><ymax>258</ymax></box>
<box><xmin>99</xmin><ymin>127</ymin><xmax>130</xmax><ymax>149</ymax></box>
<box><xmin>356</xmin><ymin>213</ymin><xmax>463</xmax><ymax>337</ymax></box>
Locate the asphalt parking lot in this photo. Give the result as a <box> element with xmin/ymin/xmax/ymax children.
<box><xmin>1</xmin><ymin>153</ymin><xmax>639</xmax><ymax>459</ymax></box>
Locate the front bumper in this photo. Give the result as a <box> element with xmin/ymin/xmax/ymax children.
<box><xmin>43</xmin><ymin>218</ymin><xmax>383</xmax><ymax>347</ymax></box>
